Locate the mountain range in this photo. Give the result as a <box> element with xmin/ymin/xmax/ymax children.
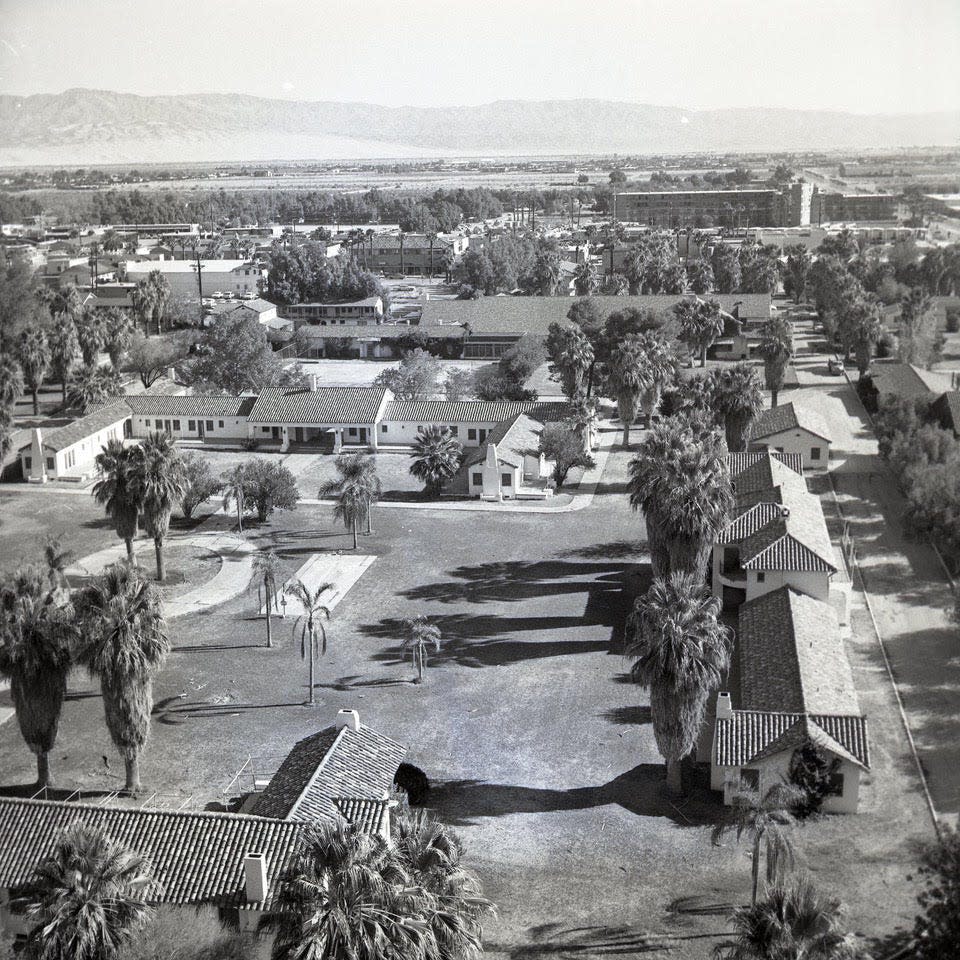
<box><xmin>1</xmin><ymin>89</ymin><xmax>958</xmax><ymax>165</ymax></box>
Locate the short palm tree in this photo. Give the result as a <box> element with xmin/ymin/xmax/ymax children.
<box><xmin>285</xmin><ymin>578</ymin><xmax>332</xmax><ymax>705</ymax></box>
<box><xmin>392</xmin><ymin>808</ymin><xmax>495</xmax><ymax>959</ymax></box>
<box><xmin>321</xmin><ymin>453</ymin><xmax>382</xmax><ymax>545</ymax></box>
<box><xmin>19</xmin><ymin>327</ymin><xmax>51</xmax><ymax>415</ymax></box>
<box><xmin>22</xmin><ymin>822</ymin><xmax>156</xmax><ymax>960</ymax></box>
<box><xmin>269</xmin><ymin>821</ymin><xmax>435</xmax><ymax>960</ymax></box>
<box><xmin>253</xmin><ymin>548</ymin><xmax>286</xmax><ymax>649</ymax></box>
<box><xmin>714</xmin><ymin>875</ymin><xmax>856</xmax><ymax>959</ymax></box>
<box><xmin>675</xmin><ymin>297</ymin><xmax>724</xmax><ymax>368</ymax></box>
<box><xmin>75</xmin><ymin>563</ymin><xmax>170</xmax><ymax>794</ymax></box>
<box><xmin>67</xmin><ymin>363</ymin><xmax>122</xmax><ymax>413</ymax></box>
<box><xmin>608</xmin><ymin>336</ymin><xmax>653</xmax><ymax>448</ymax></box>
<box><xmin>708</xmin><ymin>363</ymin><xmax>764</xmax><ymax>452</ymax></box>
<box><xmin>101</xmin><ymin>306</ymin><xmax>135</xmax><ymax>368</ymax></box>
<box><xmin>220</xmin><ymin>464</ymin><xmax>248</xmax><ymax>533</ymax></box>
<box><xmin>712</xmin><ymin>783</ymin><xmax>804</xmax><ymax>906</ymax></box>
<box><xmin>93</xmin><ymin>439</ymin><xmax>142</xmax><ymax>563</ymax></box>
<box><xmin>131</xmin><ymin>432</ymin><xmax>187</xmax><ymax>582</ymax></box>
<box><xmin>625</xmin><ymin>573</ymin><xmax>731</xmax><ymax>793</ymax></box>
<box><xmin>410</xmin><ymin>426</ymin><xmax>463</xmax><ymax>498</ymax></box>
<box><xmin>43</xmin><ymin>535</ymin><xmax>75</xmax><ymax>590</ymax></box>
<box><xmin>758</xmin><ymin>318</ymin><xmax>793</xmax><ymax>408</ymax></box>
<box><xmin>402</xmin><ymin>615</ymin><xmax>442</xmax><ymax>684</ymax></box>
<box><xmin>0</xmin><ymin>564</ymin><xmax>73</xmax><ymax>788</ymax></box>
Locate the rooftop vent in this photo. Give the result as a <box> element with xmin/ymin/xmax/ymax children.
<box><xmin>337</xmin><ymin>709</ymin><xmax>361</xmax><ymax>732</ymax></box>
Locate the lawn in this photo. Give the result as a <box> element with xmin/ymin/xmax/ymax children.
<box><xmin>0</xmin><ymin>440</ymin><xmax>935</xmax><ymax>958</ymax></box>
<box><xmin>293</xmin><ymin>357</ymin><xmax>491</xmax><ymax>388</ymax></box>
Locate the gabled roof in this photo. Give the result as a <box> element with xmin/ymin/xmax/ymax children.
<box><xmin>225</xmin><ymin>298</ymin><xmax>276</xmax><ymax>315</ymax></box>
<box><xmin>717</xmin><ymin>502</ymin><xmax>785</xmax><ymax>543</ymax></box>
<box><xmin>335</xmin><ymin>797</ymin><xmax>394</xmax><ymax>835</ymax></box>
<box><xmin>298</xmin><ymin>324</ymin><xmax>462</xmax><ymax>340</ymax></box>
<box><xmin>125</xmin><ymin>394</ymin><xmax>257</xmax><ymax>418</ymax></box>
<box><xmin>0</xmin><ymin>798</ymin><xmax>303</xmax><ymax>909</ymax></box>
<box><xmin>740</xmin><ymin>515</ymin><xmax>837</xmax><ymax>573</ymax></box>
<box><xmin>20</xmin><ymin>400</ymin><xmax>130</xmax><ymax>453</ymax></box>
<box><xmin>746</xmin><ymin>402</ymin><xmax>832</xmax><ymax>443</ymax></box>
<box><xmin>931</xmin><ymin>391</ymin><xmax>960</xmax><ymax>436</ymax></box>
<box><xmin>738</xmin><ymin>587</ymin><xmax>860</xmax><ymax>715</ymax></box>
<box><xmin>248</xmin><ymin>387</ymin><xmax>389</xmax><ymax>425</ymax></box>
<box><xmin>727</xmin><ymin>451</ymin><xmax>804</xmax><ymax>488</ymax></box>
<box><xmin>714</xmin><ymin>710</ymin><xmax>869</xmax><ymax>769</ymax></box>
<box><xmin>251</xmin><ymin>723</ymin><xmax>405</xmax><ymax>824</ymax></box>
<box><xmin>383</xmin><ymin>399</ymin><xmax>567</xmax><ymax>425</ymax></box>
<box><xmin>870</xmin><ymin>362</ymin><xmax>954</xmax><ymax>401</ymax></box>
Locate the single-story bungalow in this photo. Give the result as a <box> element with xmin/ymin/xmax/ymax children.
<box><xmin>126</xmin><ymin>395</ymin><xmax>257</xmax><ymax>442</ymax></box>
<box><xmin>293</xmin><ymin>322</ymin><xmax>463</xmax><ymax>359</ymax></box>
<box><xmin>461</xmin><ymin>413</ymin><xmax>553</xmax><ymax>500</ymax></box>
<box><xmin>745</xmin><ymin>402</ymin><xmax>832</xmax><ymax>471</ymax></box>
<box><xmin>711</xmin><ymin>587</ymin><xmax>869</xmax><ymax>814</ymax></box>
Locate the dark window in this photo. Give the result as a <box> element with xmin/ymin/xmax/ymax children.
<box><xmin>24</xmin><ymin>456</ymin><xmax>32</xmax><ymax>469</ymax></box>
<box><xmin>173</xmin><ymin>420</ymin><xmax>181</xmax><ymax>431</ymax></box>
<box><xmin>46</xmin><ymin>457</ymin><xmax>55</xmax><ymax>471</ymax></box>
<box><xmin>501</xmin><ymin>473</ymin><xmax>512</xmax><ymax>486</ymax></box>
<box><xmin>472</xmin><ymin>472</ymin><xmax>483</xmax><ymax>486</ymax></box>
<box><xmin>188</xmin><ymin>420</ymin><xmax>196</xmax><ymax>431</ymax></box>
<box><xmin>740</xmin><ymin>769</ymin><xmax>760</xmax><ymax>791</ymax></box>
<box><xmin>756</xmin><ymin>571</ymin><xmax>766</xmax><ymax>583</ymax></box>
<box><xmin>449</xmin><ymin>425</ymin><xmax>458</xmax><ymax>436</ymax></box>
<box><xmin>206</xmin><ymin>420</ymin><xmax>214</xmax><ymax>431</ymax></box>
<box><xmin>467</xmin><ymin>428</ymin><xmax>477</xmax><ymax>440</ymax></box>
<box><xmin>219</xmin><ymin>421</ymin><xmax>224</xmax><ymax>428</ymax></box>
<box><xmin>827</xmin><ymin>771</ymin><xmax>844</xmax><ymax>797</ymax></box>
<box><xmin>262</xmin><ymin>426</ymin><xmax>271</xmax><ymax>433</ymax></box>
<box><xmin>810</xmin><ymin>446</ymin><xmax>821</xmax><ymax>460</ymax></box>
<box><xmin>349</xmin><ymin>427</ymin><xmax>358</xmax><ymax>437</ymax></box>
<box><xmin>381</xmin><ymin>424</ymin><xmax>387</xmax><ymax>433</ymax></box>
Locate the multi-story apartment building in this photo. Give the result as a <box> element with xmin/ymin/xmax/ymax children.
<box><xmin>121</xmin><ymin>259</ymin><xmax>266</xmax><ymax>298</ymax></box>
<box><xmin>359</xmin><ymin>233</ymin><xmax>468</xmax><ymax>276</ymax></box>
<box><xmin>812</xmin><ymin>193</ymin><xmax>898</xmax><ymax>223</ymax></box>
<box><xmin>282</xmin><ymin>296</ymin><xmax>384</xmax><ymax>326</ymax></box>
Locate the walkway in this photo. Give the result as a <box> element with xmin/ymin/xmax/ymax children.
<box><xmin>263</xmin><ymin>553</ymin><xmax>377</xmax><ymax>616</ymax></box>
<box><xmin>67</xmin><ymin>533</ymin><xmax>257</xmax><ymax>620</ymax></box>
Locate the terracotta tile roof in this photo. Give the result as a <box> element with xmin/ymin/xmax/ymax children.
<box><xmin>746</xmin><ymin>402</ymin><xmax>832</xmax><ymax>443</ymax></box>
<box><xmin>0</xmin><ymin>798</ymin><xmax>304</xmax><ymax>909</ymax></box>
<box><xmin>125</xmin><ymin>395</ymin><xmax>257</xmax><ymax>418</ymax></box>
<box><xmin>717</xmin><ymin>502</ymin><xmax>785</xmax><ymax>543</ymax></box>
<box><xmin>715</xmin><ymin>711</ymin><xmax>869</xmax><ymax>769</ymax></box>
<box><xmin>298</xmin><ymin>324</ymin><xmax>463</xmax><ymax>340</ymax></box>
<box><xmin>251</xmin><ymin>724</ymin><xmax>405</xmax><ymax>824</ymax></box>
<box><xmin>335</xmin><ymin>797</ymin><xmax>393</xmax><ymax>834</ymax></box>
<box><xmin>384</xmin><ymin>399</ymin><xmax>567</xmax><ymax>425</ymax></box>
<box><xmin>727</xmin><ymin>451</ymin><xmax>803</xmax><ymax>479</ymax></box>
<box><xmin>729</xmin><ymin>453</ymin><xmax>807</xmax><ymax>494</ymax></box>
<box><xmin>28</xmin><ymin>400</ymin><xmax>130</xmax><ymax>452</ymax></box>
<box><xmin>738</xmin><ymin>588</ymin><xmax>860</xmax><ymax>715</ymax></box>
<box><xmin>740</xmin><ymin>520</ymin><xmax>837</xmax><ymax>573</ymax></box>
<box><xmin>248</xmin><ymin>387</ymin><xmax>388</xmax><ymax>425</ymax></box>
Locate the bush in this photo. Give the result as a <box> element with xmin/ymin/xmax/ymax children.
<box><xmin>241</xmin><ymin>437</ymin><xmax>259</xmax><ymax>451</ymax></box>
<box><xmin>394</xmin><ymin>762</ymin><xmax>430</xmax><ymax>805</ymax></box>
<box><xmin>875</xmin><ymin>331</ymin><xmax>895</xmax><ymax>358</ymax></box>
<box><xmin>787</xmin><ymin>741</ymin><xmax>841</xmax><ymax>819</ymax></box>
<box><xmin>913</xmin><ymin>824</ymin><xmax>960</xmax><ymax>958</ymax></box>
<box><xmin>946</xmin><ymin>306</ymin><xmax>960</xmax><ymax>334</ymax></box>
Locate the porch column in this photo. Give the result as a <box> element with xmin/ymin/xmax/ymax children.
<box><xmin>333</xmin><ymin>428</ymin><xmax>342</xmax><ymax>454</ymax></box>
<box><xmin>370</xmin><ymin>424</ymin><xmax>379</xmax><ymax>451</ymax></box>
<box><xmin>280</xmin><ymin>426</ymin><xmax>290</xmax><ymax>452</ymax></box>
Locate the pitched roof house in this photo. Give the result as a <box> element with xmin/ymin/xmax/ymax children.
<box><xmin>746</xmin><ymin>402</ymin><xmax>832</xmax><ymax>470</ymax></box>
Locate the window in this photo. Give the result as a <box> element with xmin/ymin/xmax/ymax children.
<box><xmin>173</xmin><ymin>420</ymin><xmax>181</xmax><ymax>431</ymax></box>
<box><xmin>206</xmin><ymin>420</ymin><xmax>214</xmax><ymax>431</ymax></box>
<box><xmin>467</xmin><ymin>428</ymin><xmax>477</xmax><ymax>440</ymax></box>
<box><xmin>740</xmin><ymin>769</ymin><xmax>760</xmax><ymax>791</ymax></box>
<box><xmin>472</xmin><ymin>472</ymin><xmax>483</xmax><ymax>486</ymax></box>
<box><xmin>348</xmin><ymin>427</ymin><xmax>358</xmax><ymax>437</ymax></box>
<box><xmin>501</xmin><ymin>473</ymin><xmax>512</xmax><ymax>486</ymax></box>
<box><xmin>810</xmin><ymin>446</ymin><xmax>821</xmax><ymax>460</ymax></box>
<box><xmin>24</xmin><ymin>456</ymin><xmax>32</xmax><ymax>469</ymax></box>
<box><xmin>827</xmin><ymin>771</ymin><xmax>844</xmax><ymax>797</ymax></box>
<box><xmin>218</xmin><ymin>421</ymin><xmax>224</xmax><ymax>428</ymax></box>
<box><xmin>449</xmin><ymin>425</ymin><xmax>458</xmax><ymax>436</ymax></box>
<box><xmin>756</xmin><ymin>572</ymin><xmax>766</xmax><ymax>583</ymax></box>
<box><xmin>188</xmin><ymin>420</ymin><xmax>196</xmax><ymax>432</ymax></box>
<box><xmin>262</xmin><ymin>426</ymin><xmax>271</xmax><ymax>433</ymax></box>
<box><xmin>46</xmin><ymin>457</ymin><xmax>55</xmax><ymax>471</ymax></box>
<box><xmin>381</xmin><ymin>424</ymin><xmax>387</xmax><ymax>433</ymax></box>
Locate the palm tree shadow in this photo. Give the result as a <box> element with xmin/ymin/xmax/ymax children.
<box><xmin>152</xmin><ymin>696</ymin><xmax>305</xmax><ymax>724</ymax></box>
<box><xmin>508</xmin><ymin>921</ymin><xmax>726</xmax><ymax>957</ymax></box>
<box><xmin>600</xmin><ymin>705</ymin><xmax>652</xmax><ymax>725</ymax></box>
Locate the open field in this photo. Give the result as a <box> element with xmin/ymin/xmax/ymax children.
<box><xmin>0</xmin><ymin>425</ymin><xmax>936</xmax><ymax>957</ymax></box>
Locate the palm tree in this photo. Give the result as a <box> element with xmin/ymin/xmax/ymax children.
<box><xmin>851</xmin><ymin>302</ymin><xmax>882</xmax><ymax>378</ymax></box>
<box><xmin>253</xmin><ymin>549</ymin><xmax>286</xmax><ymax>649</ymax></box>
<box><xmin>130</xmin><ymin>279</ymin><xmax>155</xmax><ymax>338</ymax></box>
<box><xmin>0</xmin><ymin>564</ymin><xmax>73</xmax><ymax>788</ymax></box>
<box><xmin>758</xmin><ymin>318</ymin><xmax>794</xmax><ymax>408</ymax></box>
<box><xmin>712</xmin><ymin>784</ymin><xmax>804</xmax><ymax>906</ymax></box>
<box><xmin>220</xmin><ymin>464</ymin><xmax>248</xmax><ymax>533</ymax></box>
<box><xmin>101</xmin><ymin>307</ymin><xmax>134</xmax><ymax>368</ymax></box>
<box><xmin>569</xmin><ymin>392</ymin><xmax>598</xmax><ymax>454</ymax></box>
<box><xmin>131</xmin><ymin>432</ymin><xmax>187</xmax><ymax>582</ymax></box>
<box><xmin>320</xmin><ymin>453</ymin><xmax>382</xmax><ymax>543</ymax></box>
<box><xmin>675</xmin><ymin>297</ymin><xmax>724</xmax><ymax>368</ymax></box>
<box><xmin>608</xmin><ymin>336</ymin><xmax>653</xmax><ymax>447</ymax></box>
<box><xmin>75</xmin><ymin>563</ymin><xmax>170</xmax><ymax>794</ymax></box>
<box><xmin>715</xmin><ymin>875</ymin><xmax>857</xmax><ymax>960</ymax></box>
<box><xmin>401</xmin><ymin>615</ymin><xmax>442</xmax><ymax>683</ymax></box>
<box><xmin>285</xmin><ymin>578</ymin><xmax>332</xmax><ymax>705</ymax></box>
<box><xmin>22</xmin><ymin>822</ymin><xmax>155</xmax><ymax>960</ymax></box>
<box><xmin>625</xmin><ymin>573</ymin><xmax>731</xmax><ymax>793</ymax></box>
<box><xmin>392</xmin><ymin>807</ymin><xmax>496</xmax><ymax>958</ymax></box>
<box><xmin>19</xmin><ymin>328</ymin><xmax>51</xmax><ymax>415</ymax></box>
<box><xmin>0</xmin><ymin>352</ymin><xmax>24</xmax><ymax>408</ymax></box>
<box><xmin>269</xmin><ymin>821</ymin><xmax>435</xmax><ymax>960</ymax></box>
<box><xmin>49</xmin><ymin>314</ymin><xmax>80</xmax><ymax>405</ymax></box>
<box><xmin>67</xmin><ymin>363</ymin><xmax>123</xmax><ymax>413</ymax></box>
<box><xmin>552</xmin><ymin>326</ymin><xmax>595</xmax><ymax>399</ymax></box>
<box><xmin>93</xmin><ymin>439</ymin><xmax>142</xmax><ymax>563</ymax></box>
<box><xmin>627</xmin><ymin>417</ymin><xmax>732</xmax><ymax>579</ymax></box>
<box><xmin>147</xmin><ymin>270</ymin><xmax>171</xmax><ymax>336</ymax></box>
<box><xmin>572</xmin><ymin>260</ymin><xmax>597</xmax><ymax>296</ymax></box>
<box><xmin>708</xmin><ymin>363</ymin><xmax>764</xmax><ymax>452</ymax></box>
<box><xmin>410</xmin><ymin>426</ymin><xmax>463</xmax><ymax>498</ymax></box>
<box><xmin>75</xmin><ymin>307</ymin><xmax>106</xmax><ymax>366</ymax></box>
<box><xmin>43</xmin><ymin>535</ymin><xmax>75</xmax><ymax>590</ymax></box>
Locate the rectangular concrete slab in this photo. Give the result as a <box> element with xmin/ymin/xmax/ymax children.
<box><xmin>261</xmin><ymin>553</ymin><xmax>376</xmax><ymax>616</ymax></box>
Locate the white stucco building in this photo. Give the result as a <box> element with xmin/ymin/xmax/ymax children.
<box><xmin>745</xmin><ymin>402</ymin><xmax>832</xmax><ymax>471</ymax></box>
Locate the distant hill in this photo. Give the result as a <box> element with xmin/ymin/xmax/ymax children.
<box><xmin>1</xmin><ymin>89</ymin><xmax>957</xmax><ymax>165</ymax></box>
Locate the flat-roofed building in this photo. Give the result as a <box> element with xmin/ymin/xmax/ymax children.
<box><xmin>282</xmin><ymin>296</ymin><xmax>384</xmax><ymax>326</ymax></box>
<box><xmin>122</xmin><ymin>259</ymin><xmax>266</xmax><ymax>298</ymax></box>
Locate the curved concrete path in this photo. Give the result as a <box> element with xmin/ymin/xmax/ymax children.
<box><xmin>67</xmin><ymin>533</ymin><xmax>256</xmax><ymax>619</ymax></box>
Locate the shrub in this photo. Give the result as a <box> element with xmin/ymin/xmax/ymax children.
<box><xmin>787</xmin><ymin>741</ymin><xmax>841</xmax><ymax>819</ymax></box>
<box><xmin>946</xmin><ymin>306</ymin><xmax>960</xmax><ymax>334</ymax></box>
<box><xmin>875</xmin><ymin>331</ymin><xmax>895</xmax><ymax>358</ymax></box>
<box><xmin>394</xmin><ymin>762</ymin><xmax>430</xmax><ymax>805</ymax></box>
<box><xmin>241</xmin><ymin>437</ymin><xmax>259</xmax><ymax>451</ymax></box>
<box><xmin>856</xmin><ymin>373</ymin><xmax>878</xmax><ymax>414</ymax></box>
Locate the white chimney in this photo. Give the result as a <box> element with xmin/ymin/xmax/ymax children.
<box><xmin>336</xmin><ymin>709</ymin><xmax>361</xmax><ymax>732</ymax></box>
<box><xmin>243</xmin><ymin>852</ymin><xmax>268</xmax><ymax>903</ymax></box>
<box><xmin>716</xmin><ymin>692</ymin><xmax>733</xmax><ymax>720</ymax></box>
<box><xmin>308</xmin><ymin>373</ymin><xmax>318</xmax><ymax>392</ymax></box>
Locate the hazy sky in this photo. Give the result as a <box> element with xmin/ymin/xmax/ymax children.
<box><xmin>1</xmin><ymin>0</ymin><xmax>958</xmax><ymax>114</ymax></box>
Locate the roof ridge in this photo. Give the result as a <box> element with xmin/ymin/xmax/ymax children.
<box><xmin>285</xmin><ymin>726</ymin><xmax>349</xmax><ymax>821</ymax></box>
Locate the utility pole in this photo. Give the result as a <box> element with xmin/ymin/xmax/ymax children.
<box><xmin>191</xmin><ymin>249</ymin><xmax>205</xmax><ymax>325</ymax></box>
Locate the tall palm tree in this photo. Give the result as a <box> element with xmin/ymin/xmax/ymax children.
<box><xmin>851</xmin><ymin>302</ymin><xmax>882</xmax><ymax>378</ymax></box>
<box><xmin>220</xmin><ymin>464</ymin><xmax>248</xmax><ymax>533</ymax></box>
<box><xmin>572</xmin><ymin>260</ymin><xmax>597</xmax><ymax>296</ymax></box>
<box><xmin>715</xmin><ymin>875</ymin><xmax>857</xmax><ymax>960</ymax></box>
<box><xmin>552</xmin><ymin>327</ymin><xmax>595</xmax><ymax>399</ymax></box>
<box><xmin>101</xmin><ymin>307</ymin><xmax>134</xmax><ymax>368</ymax></box>
<box><xmin>625</xmin><ymin>573</ymin><xmax>731</xmax><ymax>793</ymax></box>
<box><xmin>147</xmin><ymin>270</ymin><xmax>171</xmax><ymax>336</ymax></box>
<box><xmin>253</xmin><ymin>549</ymin><xmax>286</xmax><ymax>649</ymax></box>
<box><xmin>285</xmin><ymin>578</ymin><xmax>332</xmax><ymax>705</ymax></box>
<box><xmin>19</xmin><ymin>328</ymin><xmax>51</xmax><ymax>415</ymax></box>
<box><xmin>131</xmin><ymin>432</ymin><xmax>187</xmax><ymax>582</ymax></box>
<box><xmin>92</xmin><ymin>439</ymin><xmax>142</xmax><ymax>563</ymax></box>
<box><xmin>49</xmin><ymin>314</ymin><xmax>79</xmax><ymax>406</ymax></box>
<box><xmin>321</xmin><ymin>453</ymin><xmax>382</xmax><ymax>542</ymax></box>
<box><xmin>758</xmin><ymin>318</ymin><xmax>794</xmax><ymax>408</ymax></box>
<box><xmin>675</xmin><ymin>297</ymin><xmax>724</xmax><ymax>368</ymax></box>
<box><xmin>22</xmin><ymin>822</ymin><xmax>155</xmax><ymax>960</ymax></box>
<box><xmin>627</xmin><ymin>418</ymin><xmax>732</xmax><ymax>579</ymax></box>
<box><xmin>708</xmin><ymin>363</ymin><xmax>764</xmax><ymax>452</ymax></box>
<box><xmin>0</xmin><ymin>352</ymin><xmax>24</xmax><ymax>408</ymax></box>
<box><xmin>712</xmin><ymin>784</ymin><xmax>804</xmax><ymax>906</ymax></box>
<box><xmin>75</xmin><ymin>307</ymin><xmax>106</xmax><ymax>366</ymax></box>
<box><xmin>608</xmin><ymin>336</ymin><xmax>653</xmax><ymax>448</ymax></box>
<box><xmin>75</xmin><ymin>563</ymin><xmax>170</xmax><ymax>794</ymax></box>
<box><xmin>269</xmin><ymin>821</ymin><xmax>435</xmax><ymax>960</ymax></box>
<box><xmin>410</xmin><ymin>426</ymin><xmax>463</xmax><ymax>498</ymax></box>
<box><xmin>0</xmin><ymin>564</ymin><xmax>73</xmax><ymax>788</ymax></box>
<box><xmin>392</xmin><ymin>808</ymin><xmax>495</xmax><ymax>959</ymax></box>
<box><xmin>67</xmin><ymin>363</ymin><xmax>122</xmax><ymax>413</ymax></box>
<box><xmin>130</xmin><ymin>280</ymin><xmax>155</xmax><ymax>338</ymax></box>
<box><xmin>401</xmin><ymin>615</ymin><xmax>442</xmax><ymax>684</ymax></box>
